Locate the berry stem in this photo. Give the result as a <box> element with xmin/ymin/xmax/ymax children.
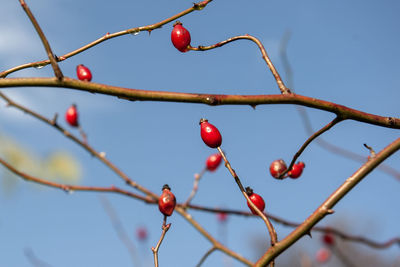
<box><xmin>183</xmin><ymin>167</ymin><xmax>207</xmax><ymax>207</ymax></box>
<box><xmin>152</xmin><ymin>216</ymin><xmax>171</xmax><ymax>267</ymax></box>
<box><xmin>189</xmin><ymin>35</ymin><xmax>290</xmax><ymax>94</ymax></box>
<box><xmin>279</xmin><ymin>116</ymin><xmax>342</xmax><ymax>179</ymax></box>
<box><xmin>216</xmin><ymin>147</ymin><xmax>278</xmax><ymax>248</ymax></box>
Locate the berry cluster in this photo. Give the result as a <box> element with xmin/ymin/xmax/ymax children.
<box><xmin>269</xmin><ymin>159</ymin><xmax>305</xmax><ymax>180</ymax></box>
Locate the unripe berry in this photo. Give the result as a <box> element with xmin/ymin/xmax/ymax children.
<box><xmin>171</xmin><ymin>21</ymin><xmax>191</xmax><ymax>52</ymax></box>
<box><xmin>65</xmin><ymin>104</ymin><xmax>79</xmax><ymax>127</ymax></box>
<box><xmin>269</xmin><ymin>159</ymin><xmax>287</xmax><ymax>179</ymax></box>
<box><xmin>206</xmin><ymin>153</ymin><xmax>222</xmax><ymax>171</ymax></box>
<box><xmin>199</xmin><ymin>119</ymin><xmax>222</xmax><ymax>148</ymax></box>
<box><xmin>288</xmin><ymin>161</ymin><xmax>305</xmax><ymax>179</ymax></box>
<box><xmin>246</xmin><ymin>187</ymin><xmax>265</xmax><ymax>215</ymax></box>
<box><xmin>158</xmin><ymin>184</ymin><xmax>176</xmax><ymax>217</ymax></box>
<box><xmin>76</xmin><ymin>64</ymin><xmax>92</xmax><ymax>81</ymax></box>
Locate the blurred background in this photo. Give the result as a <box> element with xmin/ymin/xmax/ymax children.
<box><xmin>0</xmin><ymin>0</ymin><xmax>399</xmax><ymax>266</ymax></box>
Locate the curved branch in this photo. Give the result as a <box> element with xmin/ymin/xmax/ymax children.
<box><xmin>190</xmin><ymin>35</ymin><xmax>290</xmax><ymax>94</ymax></box>
<box><xmin>0</xmin><ymin>77</ymin><xmax>399</xmax><ymax>129</ymax></box>
<box><xmin>279</xmin><ymin>116</ymin><xmax>342</xmax><ymax>178</ymax></box>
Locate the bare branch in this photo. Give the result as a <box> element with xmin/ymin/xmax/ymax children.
<box><xmin>217</xmin><ymin>147</ymin><xmax>278</xmax><ymax>250</ymax></box>
<box><xmin>0</xmin><ymin>78</ymin><xmax>399</xmax><ymax>129</ymax></box>
<box><xmin>18</xmin><ymin>0</ymin><xmax>63</xmax><ymax>80</ymax></box>
<box><xmin>190</xmin><ymin>35</ymin><xmax>290</xmax><ymax>94</ymax></box>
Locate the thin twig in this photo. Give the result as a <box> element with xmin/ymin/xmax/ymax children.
<box><xmin>18</xmin><ymin>0</ymin><xmax>63</xmax><ymax>80</ymax></box>
<box><xmin>331</xmin><ymin>245</ymin><xmax>357</xmax><ymax>267</ymax></box>
<box><xmin>190</xmin><ymin>35</ymin><xmax>290</xmax><ymax>94</ymax></box>
<box><xmin>152</xmin><ymin>216</ymin><xmax>171</xmax><ymax>267</ymax></box>
<box><xmin>183</xmin><ymin>167</ymin><xmax>207</xmax><ymax>207</ymax></box>
<box><xmin>1</xmin><ymin>77</ymin><xmax>399</xmax><ymax>129</ymax></box>
<box><xmin>0</xmin><ymin>0</ymin><xmax>213</xmax><ymax>78</ymax></box>
<box><xmin>278</xmin><ymin>116</ymin><xmax>343</xmax><ymax>178</ymax></box>
<box><xmin>217</xmin><ymin>147</ymin><xmax>278</xmax><ymax>249</ymax></box>
<box><xmin>99</xmin><ymin>196</ymin><xmax>140</xmax><ymax>267</ymax></box>
<box><xmin>0</xmin><ymin>156</ymin><xmax>153</xmax><ymax>202</ymax></box>
<box><xmin>24</xmin><ymin>247</ymin><xmax>53</xmax><ymax>267</ymax></box>
<box><xmin>255</xmin><ymin>137</ymin><xmax>400</xmax><ymax>266</ymax></box>
<box><xmin>196</xmin><ymin>246</ymin><xmax>217</xmax><ymax>267</ymax></box>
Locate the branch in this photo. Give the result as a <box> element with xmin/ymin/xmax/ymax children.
<box><xmin>183</xmin><ymin>168</ymin><xmax>207</xmax><ymax>207</ymax></box>
<box><xmin>152</xmin><ymin>216</ymin><xmax>171</xmax><ymax>267</ymax></box>
<box><xmin>190</xmin><ymin>35</ymin><xmax>290</xmax><ymax>94</ymax></box>
<box><xmin>18</xmin><ymin>0</ymin><xmax>63</xmax><ymax>80</ymax></box>
<box><xmin>255</xmin><ymin>137</ymin><xmax>400</xmax><ymax>266</ymax></box>
<box><xmin>0</xmin><ymin>91</ymin><xmax>158</xmax><ymax>201</ymax></box>
<box><xmin>279</xmin><ymin>116</ymin><xmax>342</xmax><ymax>178</ymax></box>
<box><xmin>99</xmin><ymin>196</ymin><xmax>140</xmax><ymax>267</ymax></box>
<box><xmin>0</xmin><ymin>0</ymin><xmax>213</xmax><ymax>78</ymax></box>
<box><xmin>217</xmin><ymin>147</ymin><xmax>278</xmax><ymax>250</ymax></box>
<box><xmin>24</xmin><ymin>247</ymin><xmax>53</xmax><ymax>267</ymax></box>
<box><xmin>1</xmin><ymin>78</ymin><xmax>399</xmax><ymax>129</ymax></box>
<box><xmin>196</xmin><ymin>246</ymin><xmax>217</xmax><ymax>267</ymax></box>
<box><xmin>187</xmin><ymin>204</ymin><xmax>400</xmax><ymax>249</ymax></box>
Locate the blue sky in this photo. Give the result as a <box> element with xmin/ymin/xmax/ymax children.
<box><xmin>1</xmin><ymin>1</ymin><xmax>399</xmax><ymax>266</ymax></box>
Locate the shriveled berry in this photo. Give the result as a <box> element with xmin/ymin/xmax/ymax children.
<box><xmin>76</xmin><ymin>64</ymin><xmax>92</xmax><ymax>81</ymax></box>
<box><xmin>171</xmin><ymin>21</ymin><xmax>191</xmax><ymax>52</ymax></box>
<box><xmin>206</xmin><ymin>153</ymin><xmax>222</xmax><ymax>171</ymax></box>
<box><xmin>288</xmin><ymin>161</ymin><xmax>305</xmax><ymax>179</ymax></box>
<box><xmin>246</xmin><ymin>187</ymin><xmax>265</xmax><ymax>215</ymax></box>
<box><xmin>158</xmin><ymin>184</ymin><xmax>176</xmax><ymax>216</ymax></box>
<box><xmin>269</xmin><ymin>159</ymin><xmax>287</xmax><ymax>179</ymax></box>
<box><xmin>199</xmin><ymin>118</ymin><xmax>222</xmax><ymax>148</ymax></box>
<box><xmin>65</xmin><ymin>104</ymin><xmax>79</xmax><ymax>127</ymax></box>
<box><xmin>316</xmin><ymin>247</ymin><xmax>331</xmax><ymax>263</ymax></box>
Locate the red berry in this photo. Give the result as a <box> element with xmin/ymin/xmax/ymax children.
<box><xmin>136</xmin><ymin>227</ymin><xmax>148</xmax><ymax>241</ymax></box>
<box><xmin>269</xmin><ymin>159</ymin><xmax>287</xmax><ymax>179</ymax></box>
<box><xmin>288</xmin><ymin>161</ymin><xmax>305</xmax><ymax>179</ymax></box>
<box><xmin>199</xmin><ymin>119</ymin><xmax>222</xmax><ymax>148</ymax></box>
<box><xmin>322</xmin><ymin>232</ymin><xmax>335</xmax><ymax>246</ymax></box>
<box><xmin>315</xmin><ymin>247</ymin><xmax>331</xmax><ymax>263</ymax></box>
<box><xmin>76</xmin><ymin>64</ymin><xmax>92</xmax><ymax>81</ymax></box>
<box><xmin>246</xmin><ymin>187</ymin><xmax>265</xmax><ymax>215</ymax></box>
<box><xmin>158</xmin><ymin>184</ymin><xmax>176</xmax><ymax>216</ymax></box>
<box><xmin>171</xmin><ymin>21</ymin><xmax>191</xmax><ymax>52</ymax></box>
<box><xmin>206</xmin><ymin>153</ymin><xmax>222</xmax><ymax>171</ymax></box>
<box><xmin>65</xmin><ymin>104</ymin><xmax>79</xmax><ymax>127</ymax></box>
<box><xmin>217</xmin><ymin>212</ymin><xmax>228</xmax><ymax>223</ymax></box>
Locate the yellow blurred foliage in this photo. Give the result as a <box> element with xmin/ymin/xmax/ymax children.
<box><xmin>0</xmin><ymin>134</ymin><xmax>82</xmax><ymax>194</ymax></box>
